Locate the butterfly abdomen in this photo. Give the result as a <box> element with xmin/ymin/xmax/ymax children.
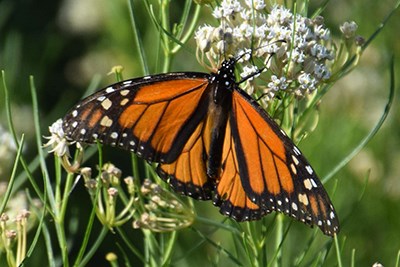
<box><xmin>206</xmin><ymin>75</ymin><xmax>233</xmax><ymax>179</ymax></box>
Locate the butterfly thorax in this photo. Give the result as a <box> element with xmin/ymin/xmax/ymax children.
<box><xmin>210</xmin><ymin>59</ymin><xmax>237</xmax><ymax>104</ymax></box>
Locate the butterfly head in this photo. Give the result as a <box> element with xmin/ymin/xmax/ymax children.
<box><xmin>212</xmin><ymin>58</ymin><xmax>237</xmax><ymax>91</ymax></box>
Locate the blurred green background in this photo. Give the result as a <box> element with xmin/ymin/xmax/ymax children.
<box><xmin>0</xmin><ymin>0</ymin><xmax>399</xmax><ymax>266</ymax></box>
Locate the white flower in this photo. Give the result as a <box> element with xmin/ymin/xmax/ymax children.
<box><xmin>314</xmin><ymin>24</ymin><xmax>330</xmax><ymax>40</ymax></box>
<box><xmin>298</xmin><ymin>72</ymin><xmax>316</xmax><ymax>91</ymax></box>
<box><xmin>314</xmin><ymin>63</ymin><xmax>331</xmax><ymax>80</ymax></box>
<box><xmin>268</xmin><ymin>5</ymin><xmax>292</xmax><ymax>25</ymax></box>
<box><xmin>290</xmin><ymin>48</ymin><xmax>306</xmax><ymax>63</ymax></box>
<box><xmin>212</xmin><ymin>0</ymin><xmax>243</xmax><ymax>19</ymax></box>
<box><xmin>239</xmin><ymin>22</ymin><xmax>254</xmax><ymax>38</ymax></box>
<box><xmin>254</xmin><ymin>24</ymin><xmax>267</xmax><ymax>39</ymax></box>
<box><xmin>340</xmin><ymin>21</ymin><xmax>358</xmax><ymax>39</ymax></box>
<box><xmin>43</xmin><ymin>119</ymin><xmax>71</xmax><ymax>157</ymax></box>
<box><xmin>268</xmin><ymin>75</ymin><xmax>288</xmax><ymax>91</ymax></box>
<box><xmin>240</xmin><ymin>65</ymin><xmax>260</xmax><ymax>81</ymax></box>
<box><xmin>310</xmin><ymin>43</ymin><xmax>332</xmax><ymax>60</ymax></box>
<box><xmin>244</xmin><ymin>0</ymin><xmax>266</xmax><ymax>10</ymax></box>
<box><xmin>195</xmin><ymin>25</ymin><xmax>214</xmax><ymax>52</ymax></box>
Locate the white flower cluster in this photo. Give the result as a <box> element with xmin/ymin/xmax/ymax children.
<box><xmin>195</xmin><ymin>0</ymin><xmax>335</xmax><ymax>98</ymax></box>
<box><xmin>43</xmin><ymin>119</ymin><xmax>71</xmax><ymax>157</ymax></box>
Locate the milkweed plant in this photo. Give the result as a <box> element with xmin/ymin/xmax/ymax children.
<box><xmin>0</xmin><ymin>0</ymin><xmax>397</xmax><ymax>266</ymax></box>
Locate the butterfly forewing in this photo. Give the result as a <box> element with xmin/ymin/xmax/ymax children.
<box><xmin>63</xmin><ymin>73</ymin><xmax>210</xmax><ymax>163</ymax></box>
<box><xmin>226</xmin><ymin>88</ymin><xmax>339</xmax><ymax>236</ymax></box>
<box><xmin>214</xmin><ymin>120</ymin><xmax>265</xmax><ymax>221</ymax></box>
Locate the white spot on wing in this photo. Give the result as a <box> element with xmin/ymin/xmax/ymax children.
<box><xmin>305</xmin><ymin>165</ymin><xmax>313</xmax><ymax>175</ymax></box>
<box><xmin>120</xmin><ymin>89</ymin><xmax>129</xmax><ymax>96</ymax></box>
<box><xmin>97</xmin><ymin>96</ymin><xmax>106</xmax><ymax>101</ymax></box>
<box><xmin>101</xmin><ymin>98</ymin><xmax>112</xmax><ymax>110</ymax></box>
<box><xmin>120</xmin><ymin>98</ymin><xmax>129</xmax><ymax>106</ymax></box>
<box><xmin>111</xmin><ymin>132</ymin><xmax>118</xmax><ymax>139</ymax></box>
<box><xmin>293</xmin><ymin>146</ymin><xmax>301</xmax><ymax>155</ymax></box>
<box><xmin>298</xmin><ymin>193</ymin><xmax>309</xmax><ymax>206</ymax></box>
<box><xmin>311</xmin><ymin>178</ymin><xmax>317</xmax><ymax>188</ymax></box>
<box><xmin>292</xmin><ymin>155</ymin><xmax>299</xmax><ymax>165</ymax></box>
<box><xmin>290</xmin><ymin>164</ymin><xmax>297</xmax><ymax>175</ymax></box>
<box><xmin>330</xmin><ymin>211</ymin><xmax>335</xmax><ymax>219</ymax></box>
<box><xmin>105</xmin><ymin>87</ymin><xmax>115</xmax><ymax>93</ymax></box>
<box><xmin>303</xmin><ymin>179</ymin><xmax>313</xmax><ymax>190</ymax></box>
<box><xmin>100</xmin><ymin>116</ymin><xmax>113</xmax><ymax>127</ymax></box>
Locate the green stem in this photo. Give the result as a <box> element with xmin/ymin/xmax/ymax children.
<box><xmin>128</xmin><ymin>0</ymin><xmax>149</xmax><ymax>75</ymax></box>
<box><xmin>78</xmin><ymin>226</ymin><xmax>109</xmax><ymax>267</ymax></box>
<box><xmin>144</xmin><ymin>229</ymin><xmax>160</xmax><ymax>267</ymax></box>
<box><xmin>334</xmin><ymin>234</ymin><xmax>343</xmax><ymax>267</ymax></box>
<box><xmin>274</xmin><ymin>214</ymin><xmax>283</xmax><ymax>267</ymax></box>
<box><xmin>161</xmin><ymin>0</ymin><xmax>172</xmax><ymax>73</ymax></box>
<box><xmin>161</xmin><ymin>231</ymin><xmax>177</xmax><ymax>266</ymax></box>
<box><xmin>171</xmin><ymin>3</ymin><xmax>201</xmax><ymax>54</ymax></box>
<box><xmin>0</xmin><ymin>135</ymin><xmax>24</xmax><ymax>214</ymax></box>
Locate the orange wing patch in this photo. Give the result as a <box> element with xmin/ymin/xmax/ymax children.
<box><xmin>214</xmin><ymin>121</ymin><xmax>263</xmax><ymax>221</ymax></box>
<box><xmin>119</xmin><ymin>79</ymin><xmax>209</xmax><ymax>159</ymax></box>
<box><xmin>232</xmin><ymin>91</ymin><xmax>294</xmax><ymax>197</ymax></box>
<box><xmin>134</xmin><ymin>79</ymin><xmax>206</xmax><ymax>102</ymax></box>
<box><xmin>157</xmin><ymin>120</ymin><xmax>213</xmax><ymax>200</ymax></box>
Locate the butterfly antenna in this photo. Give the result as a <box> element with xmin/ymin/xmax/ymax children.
<box><xmin>221</xmin><ymin>19</ymin><xmax>233</xmax><ymax>62</ymax></box>
<box><xmin>239</xmin><ymin>52</ymin><xmax>276</xmax><ymax>83</ymax></box>
<box><xmin>234</xmin><ymin>39</ymin><xmax>286</xmax><ymax>66</ymax></box>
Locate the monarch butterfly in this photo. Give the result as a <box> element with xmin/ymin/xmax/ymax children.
<box><xmin>62</xmin><ymin>57</ymin><xmax>339</xmax><ymax>236</ymax></box>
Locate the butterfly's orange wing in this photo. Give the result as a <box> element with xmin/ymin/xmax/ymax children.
<box><xmin>63</xmin><ymin>73</ymin><xmax>214</xmax><ymax>199</ymax></box>
<box><xmin>214</xmin><ymin>89</ymin><xmax>339</xmax><ymax>236</ymax></box>
<box><xmin>213</xmin><ymin>119</ymin><xmax>264</xmax><ymax>220</ymax></box>
<box><xmin>157</xmin><ymin>114</ymin><xmax>214</xmax><ymax>200</ymax></box>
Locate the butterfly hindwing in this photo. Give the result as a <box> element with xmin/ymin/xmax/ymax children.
<box><xmin>157</xmin><ymin>118</ymin><xmax>214</xmax><ymax>200</ymax></box>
